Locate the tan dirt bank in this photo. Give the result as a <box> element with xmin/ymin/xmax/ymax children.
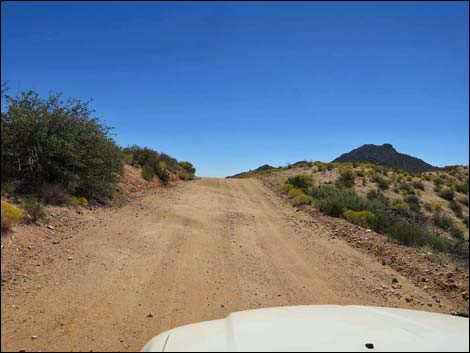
<box><xmin>1</xmin><ymin>178</ymin><xmax>465</xmax><ymax>351</ymax></box>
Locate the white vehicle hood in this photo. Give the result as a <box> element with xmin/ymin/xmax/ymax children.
<box><xmin>141</xmin><ymin>305</ymin><xmax>469</xmax><ymax>352</ymax></box>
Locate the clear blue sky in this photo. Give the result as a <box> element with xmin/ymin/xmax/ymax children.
<box><xmin>2</xmin><ymin>1</ymin><xmax>468</xmax><ymax>177</ymax></box>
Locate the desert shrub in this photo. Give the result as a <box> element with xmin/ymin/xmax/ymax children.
<box><xmin>457</xmin><ymin>195</ymin><xmax>469</xmax><ymax>206</ymax></box>
<box><xmin>366</xmin><ymin>190</ymin><xmax>381</xmax><ymax>200</ymax></box>
<box><xmin>1</xmin><ymin>200</ymin><xmax>24</xmax><ymax>232</ymax></box>
<box><xmin>387</xmin><ymin>220</ymin><xmax>450</xmax><ymax>252</ymax></box>
<box><xmin>432</xmin><ymin>201</ymin><xmax>443</xmax><ymax>211</ymax></box>
<box><xmin>412</xmin><ymin>180</ymin><xmax>425</xmax><ymax>190</ymax></box>
<box><xmin>404</xmin><ymin>194</ymin><xmax>421</xmax><ymax>211</ymax></box>
<box><xmin>142</xmin><ymin>162</ymin><xmax>156</xmax><ymax>181</ymax></box>
<box><xmin>399</xmin><ymin>183</ymin><xmax>415</xmax><ymax>195</ymax></box>
<box><xmin>423</xmin><ymin>174</ymin><xmax>432</xmax><ymax>181</ymax></box>
<box><xmin>308</xmin><ymin>185</ymin><xmax>366</xmax><ymax>216</ymax></box>
<box><xmin>392</xmin><ymin>198</ymin><xmax>409</xmax><ymax>210</ymax></box>
<box><xmin>336</xmin><ymin>169</ymin><xmax>355</xmax><ymax>188</ymax></box>
<box><xmin>70</xmin><ymin>197</ymin><xmax>88</xmax><ymax>207</ymax></box>
<box><xmin>450</xmin><ymin>226</ymin><xmax>464</xmax><ymax>240</ymax></box>
<box><xmin>355</xmin><ymin>169</ymin><xmax>365</xmax><ymax>177</ymax></box>
<box><xmin>372</xmin><ymin>175</ymin><xmax>389</xmax><ymax>190</ymax></box>
<box><xmin>286</xmin><ymin>174</ymin><xmax>314</xmax><ymax>190</ymax></box>
<box><xmin>455</xmin><ymin>180</ymin><xmax>469</xmax><ymax>194</ymax></box>
<box><xmin>438</xmin><ymin>188</ymin><xmax>454</xmax><ymax>201</ymax></box>
<box><xmin>177</xmin><ymin>169</ymin><xmax>194</xmax><ymax>181</ymax></box>
<box><xmin>292</xmin><ymin>193</ymin><xmax>313</xmax><ymax>206</ymax></box>
<box><xmin>433</xmin><ymin>177</ymin><xmax>444</xmax><ymax>187</ymax></box>
<box><xmin>463</xmin><ymin>216</ymin><xmax>469</xmax><ymax>229</ymax></box>
<box><xmin>287</xmin><ymin>188</ymin><xmax>304</xmax><ymax>199</ymax></box>
<box><xmin>178</xmin><ymin>161</ymin><xmax>196</xmax><ymax>176</ymax></box>
<box><xmin>21</xmin><ymin>196</ymin><xmax>45</xmax><ymax>222</ymax></box>
<box><xmin>155</xmin><ymin>161</ymin><xmax>170</xmax><ymax>183</ymax></box>
<box><xmin>343</xmin><ymin>210</ymin><xmax>375</xmax><ymax>228</ymax></box>
<box><xmin>1</xmin><ymin>91</ymin><xmax>123</xmax><ymax>202</ymax></box>
<box><xmin>277</xmin><ymin>183</ymin><xmax>294</xmax><ymax>194</ymax></box>
<box><xmin>424</xmin><ymin>203</ymin><xmax>433</xmax><ymax>212</ymax></box>
<box><xmin>433</xmin><ymin>212</ymin><xmax>453</xmax><ymax>231</ymax></box>
<box><xmin>393</xmin><ymin>187</ymin><xmax>400</xmax><ymax>194</ymax></box>
<box><xmin>449</xmin><ymin>201</ymin><xmax>463</xmax><ymax>219</ymax></box>
<box><xmin>41</xmin><ymin>183</ymin><xmax>71</xmax><ymax>205</ymax></box>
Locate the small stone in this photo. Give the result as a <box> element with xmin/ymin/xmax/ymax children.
<box><xmin>220</xmin><ymin>304</ymin><xmax>225</xmax><ymax>308</ymax></box>
<box><xmin>147</xmin><ymin>313</ymin><xmax>153</xmax><ymax>318</ymax></box>
<box><xmin>392</xmin><ymin>277</ymin><xmax>399</xmax><ymax>284</ymax></box>
<box><xmin>47</xmin><ymin>225</ymin><xmax>55</xmax><ymax>230</ymax></box>
<box><xmin>67</xmin><ymin>257</ymin><xmax>73</xmax><ymax>261</ymax></box>
<box><xmin>31</xmin><ymin>335</ymin><xmax>38</xmax><ymax>340</ymax></box>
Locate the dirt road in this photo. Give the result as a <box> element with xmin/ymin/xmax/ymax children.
<box><xmin>1</xmin><ymin>178</ymin><xmax>454</xmax><ymax>351</ymax></box>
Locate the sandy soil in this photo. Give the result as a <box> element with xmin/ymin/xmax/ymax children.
<box><xmin>1</xmin><ymin>178</ymin><xmax>468</xmax><ymax>352</ymax></box>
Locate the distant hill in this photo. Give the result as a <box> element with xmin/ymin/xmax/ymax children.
<box><xmin>332</xmin><ymin>144</ymin><xmax>435</xmax><ymax>172</ymax></box>
<box><xmin>227</xmin><ymin>164</ymin><xmax>274</xmax><ymax>179</ymax></box>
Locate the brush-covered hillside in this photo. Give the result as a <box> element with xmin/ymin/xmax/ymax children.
<box><xmin>231</xmin><ymin>160</ymin><xmax>469</xmax><ymax>259</ymax></box>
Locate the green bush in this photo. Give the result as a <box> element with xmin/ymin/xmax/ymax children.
<box><xmin>433</xmin><ymin>177</ymin><xmax>444</xmax><ymax>187</ymax></box>
<box><xmin>387</xmin><ymin>220</ymin><xmax>450</xmax><ymax>252</ymax></box>
<box><xmin>1</xmin><ymin>91</ymin><xmax>123</xmax><ymax>202</ymax></box>
<box><xmin>178</xmin><ymin>161</ymin><xmax>196</xmax><ymax>176</ymax></box>
<box><xmin>336</xmin><ymin>169</ymin><xmax>355</xmax><ymax>188</ymax></box>
<box><xmin>438</xmin><ymin>188</ymin><xmax>454</xmax><ymax>201</ymax></box>
<box><xmin>343</xmin><ymin>210</ymin><xmax>375</xmax><ymax>228</ymax></box>
<box><xmin>286</xmin><ymin>174</ymin><xmax>314</xmax><ymax>190</ymax></box>
<box><xmin>412</xmin><ymin>180</ymin><xmax>425</xmax><ymax>190</ymax></box>
<box><xmin>372</xmin><ymin>175</ymin><xmax>389</xmax><ymax>190</ymax></box>
<box><xmin>433</xmin><ymin>212</ymin><xmax>453</xmax><ymax>231</ymax></box>
<box><xmin>450</xmin><ymin>226</ymin><xmax>464</xmax><ymax>240</ymax></box>
<box><xmin>455</xmin><ymin>180</ymin><xmax>469</xmax><ymax>194</ymax></box>
<box><xmin>142</xmin><ymin>162</ymin><xmax>156</xmax><ymax>181</ymax></box>
<box><xmin>155</xmin><ymin>161</ymin><xmax>170</xmax><ymax>183</ymax></box>
<box><xmin>449</xmin><ymin>201</ymin><xmax>463</xmax><ymax>219</ymax></box>
<box><xmin>21</xmin><ymin>196</ymin><xmax>45</xmax><ymax>222</ymax></box>
<box><xmin>399</xmin><ymin>183</ymin><xmax>415</xmax><ymax>195</ymax></box>
<box><xmin>404</xmin><ymin>194</ymin><xmax>421</xmax><ymax>211</ymax></box>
